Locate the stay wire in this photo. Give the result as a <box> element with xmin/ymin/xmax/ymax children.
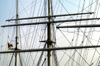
<box><xmin>83</xmin><ymin>1</ymin><xmax>98</xmax><ymax>66</ymax></box>
<box><xmin>9</xmin><ymin>53</ymin><xmax>14</xmax><ymax>66</ymax></box>
<box><xmin>57</xmin><ymin>0</ymin><xmax>98</xmax><ymax>65</ymax></box>
<box><xmin>26</xmin><ymin>3</ymin><xmax>45</xmax><ymax>66</ymax></box>
<box><xmin>31</xmin><ymin>1</ymin><xmax>47</xmax><ymax>65</ymax></box>
<box><xmin>76</xmin><ymin>0</ymin><xmax>83</xmax><ymax>63</ymax></box>
<box><xmin>20</xmin><ymin>0</ymin><xmax>29</xmax><ymax>16</ymax></box>
<box><xmin>19</xmin><ymin>53</ymin><xmax>23</xmax><ymax>66</ymax></box>
<box><xmin>19</xmin><ymin>26</ymin><xmax>34</xmax><ymax>65</ymax></box>
<box><xmin>55</xmin><ymin>46</ymin><xmax>81</xmax><ymax>66</ymax></box>
<box><xmin>87</xmin><ymin>0</ymin><xmax>99</xmax><ymax>65</ymax></box>
<box><xmin>79</xmin><ymin>2</ymin><xmax>100</xmax><ymax>65</ymax></box>
<box><xmin>68</xmin><ymin>29</ymin><xmax>76</xmax><ymax>66</ymax></box>
<box><xmin>58</xmin><ymin>0</ymin><xmax>69</xmax><ymax>14</ymax></box>
<box><xmin>30</xmin><ymin>4</ymin><xmax>45</xmax><ymax>66</ymax></box>
<box><xmin>21</xmin><ymin>0</ymin><xmax>36</xmax><ymax>64</ymax></box>
<box><xmin>57</xmin><ymin>0</ymin><xmax>99</xmax><ymax>27</ymax></box>
<box><xmin>19</xmin><ymin>53</ymin><xmax>27</xmax><ymax>66</ymax></box>
<box><xmin>80</xmin><ymin>29</ymin><xmax>100</xmax><ymax>55</ymax></box>
<box><xmin>31</xmin><ymin>0</ymin><xmax>37</xmax><ymax>17</ymax></box>
<box><xmin>90</xmin><ymin>38</ymin><xmax>100</xmax><ymax>65</ymax></box>
<box><xmin>64</xmin><ymin>49</ymin><xmax>79</xmax><ymax>66</ymax></box>
<box><xmin>8</xmin><ymin>0</ymin><xmax>14</xmax><ymax>18</ymax></box>
<box><xmin>70</xmin><ymin>29</ymin><xmax>80</xmax><ymax>66</ymax></box>
<box><xmin>58</xmin><ymin>29</ymin><xmax>90</xmax><ymax>66</ymax></box>
<box><xmin>9</xmin><ymin>0</ymin><xmax>39</xmax><ymax>19</ymax></box>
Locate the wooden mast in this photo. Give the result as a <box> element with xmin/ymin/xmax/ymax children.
<box><xmin>15</xmin><ymin>0</ymin><xmax>18</xmax><ymax>66</ymax></box>
<box><xmin>47</xmin><ymin>0</ymin><xmax>52</xmax><ymax>66</ymax></box>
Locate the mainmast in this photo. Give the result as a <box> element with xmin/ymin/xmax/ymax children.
<box><xmin>47</xmin><ymin>0</ymin><xmax>52</xmax><ymax>66</ymax></box>
<box><xmin>15</xmin><ymin>0</ymin><xmax>18</xmax><ymax>66</ymax></box>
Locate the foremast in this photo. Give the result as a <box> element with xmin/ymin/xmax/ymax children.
<box><xmin>15</xmin><ymin>0</ymin><xmax>18</xmax><ymax>66</ymax></box>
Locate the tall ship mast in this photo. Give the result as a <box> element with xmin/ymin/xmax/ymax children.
<box><xmin>1</xmin><ymin>0</ymin><xmax>100</xmax><ymax>66</ymax></box>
